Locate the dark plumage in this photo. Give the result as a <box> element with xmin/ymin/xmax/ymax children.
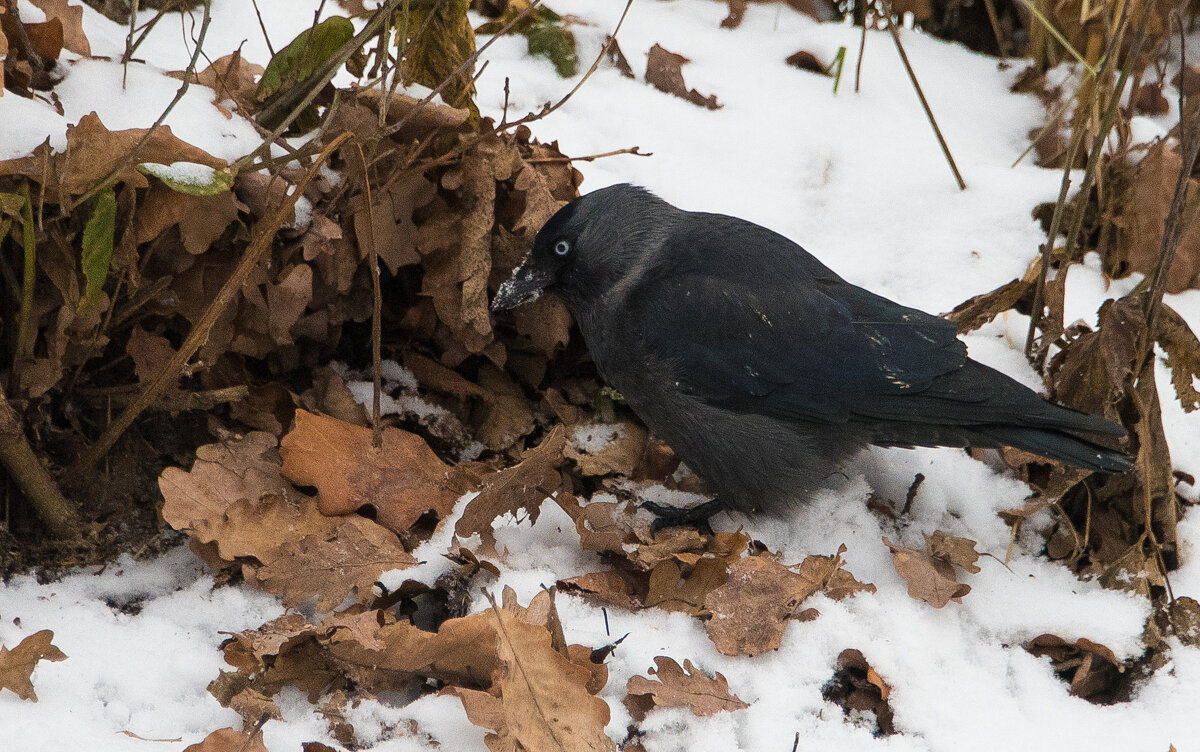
<box><xmin>492</xmin><ymin>184</ymin><xmax>1132</xmax><ymax>515</ymax></box>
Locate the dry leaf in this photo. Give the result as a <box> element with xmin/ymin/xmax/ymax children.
<box><xmin>883</xmin><ymin>535</ymin><xmax>973</xmax><ymax>608</ymax></box>
<box><xmin>645</xmin><ymin>44</ymin><xmax>720</xmax><ymax>110</ymax></box>
<box><xmin>1026</xmin><ymin>634</ymin><xmax>1124</xmax><ymax>700</ymax></box>
<box><xmin>704</xmin><ymin>549</ymin><xmax>873</xmax><ymax>656</ymax></box>
<box><xmin>822</xmin><ymin>648</ymin><xmax>895</xmax><ymax>735</ymax></box>
<box><xmin>253</xmin><ymin>516</ymin><xmax>417</xmax><ymax>611</ymax></box>
<box><xmin>0</xmin><ymin>630</ymin><xmax>67</xmax><ymax>702</ymax></box>
<box><xmin>456</xmin><ymin>426</ymin><xmax>567</xmax><ymax>552</ymax></box>
<box><xmin>565</xmin><ymin>421</ymin><xmax>648</xmax><ymax>477</ymax></box>
<box><xmin>182</xmin><ymin>728</ymin><xmax>268</xmax><ymax>752</ymax></box>
<box><xmin>1113</xmin><ymin>141</ymin><xmax>1200</xmax><ymax>293</ymax></box>
<box><xmin>27</xmin><ymin>0</ymin><xmax>90</xmax><ymax>56</ymax></box>
<box><xmin>0</xmin><ymin>112</ymin><xmax>226</xmax><ymax>200</ymax></box>
<box><xmin>280</xmin><ymin>409</ymin><xmax>459</xmax><ymax>535</ymax></box>
<box><xmin>625</xmin><ymin>656</ymin><xmax>748</xmax><ymax>720</ymax></box>
<box><xmin>126</xmin><ymin>325</ymin><xmax>176</xmax><ymax>384</ymax></box>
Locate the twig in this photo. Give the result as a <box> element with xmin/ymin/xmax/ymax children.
<box><xmin>355</xmin><ymin>144</ymin><xmax>385</xmax><ymax>450</ymax></box>
<box><xmin>122</xmin><ymin>0</ymin><xmax>142</xmax><ymax>88</ymax></box>
<box><xmin>1024</xmin><ymin>1</ymin><xmax>1147</xmax><ymax>365</ymax></box>
<box><xmin>67</xmin><ymin>132</ymin><xmax>353</xmax><ymax>475</ymax></box>
<box><xmin>523</xmin><ymin>146</ymin><xmax>650</xmax><ymax>163</ymax></box>
<box><xmin>249</xmin><ymin>0</ymin><xmax>276</xmax><ymax>56</ymax></box>
<box><xmin>498</xmin><ymin>0</ymin><xmax>636</xmax><ymax>132</ymax></box>
<box><xmin>855</xmin><ymin>6</ymin><xmax>869</xmax><ymax>93</ymax></box>
<box><xmin>981</xmin><ymin>0</ymin><xmax>1008</xmax><ymax>58</ymax></box>
<box><xmin>0</xmin><ymin>391</ymin><xmax>81</xmax><ymax>539</ymax></box>
<box><xmin>884</xmin><ymin>7</ymin><xmax>966</xmax><ymax>190</ymax></box>
<box><xmin>1014</xmin><ymin>0</ymin><xmax>1097</xmax><ymax>74</ymax></box>
<box><xmin>74</xmin><ymin>0</ymin><xmax>214</xmax><ymax>210</ymax></box>
<box><xmin>1</xmin><ymin>0</ymin><xmax>46</xmax><ymax>71</ymax></box>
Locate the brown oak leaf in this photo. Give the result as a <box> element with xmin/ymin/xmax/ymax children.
<box><xmin>625</xmin><ymin>657</ymin><xmax>748</xmax><ymax>720</ymax></box>
<box><xmin>0</xmin><ymin>630</ymin><xmax>67</xmax><ymax>702</ymax></box>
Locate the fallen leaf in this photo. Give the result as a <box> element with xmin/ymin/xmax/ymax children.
<box><xmin>456</xmin><ymin>426</ymin><xmax>566</xmax><ymax>552</ymax></box>
<box><xmin>0</xmin><ymin>112</ymin><xmax>227</xmax><ymax>201</ymax></box>
<box><xmin>822</xmin><ymin>648</ymin><xmax>895</xmax><ymax>735</ymax></box>
<box><xmin>883</xmin><ymin>535</ymin><xmax>973</xmax><ymax>608</ymax></box>
<box><xmin>565</xmin><ymin>421</ymin><xmax>648</xmax><ymax>477</ymax></box>
<box><xmin>1026</xmin><ymin>634</ymin><xmax>1124</xmax><ymax>700</ymax></box>
<box><xmin>27</xmin><ymin>0</ymin><xmax>90</xmax><ymax>56</ymax></box>
<box><xmin>705</xmin><ymin>548</ymin><xmax>873</xmax><ymax>656</ymax></box>
<box><xmin>625</xmin><ymin>656</ymin><xmax>747</xmax><ymax>721</ymax></box>
<box><xmin>182</xmin><ymin>728</ymin><xmax>268</xmax><ymax>752</ymax></box>
<box><xmin>0</xmin><ymin>630</ymin><xmax>67</xmax><ymax>702</ymax></box>
<box><xmin>785</xmin><ymin>50</ymin><xmax>827</xmax><ymax>74</ymax></box>
<box><xmin>645</xmin><ymin>44</ymin><xmax>720</xmax><ymax>110</ymax></box>
<box><xmin>253</xmin><ymin>516</ymin><xmax>417</xmax><ymax>611</ymax></box>
<box><xmin>280</xmin><ymin>409</ymin><xmax>459</xmax><ymax>535</ymax></box>
<box><xmin>126</xmin><ymin>325</ymin><xmax>176</xmax><ymax>384</ymax></box>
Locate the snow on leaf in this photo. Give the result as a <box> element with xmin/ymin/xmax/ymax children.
<box><xmin>0</xmin><ymin>112</ymin><xmax>227</xmax><ymax>200</ymax></box>
<box><xmin>0</xmin><ymin>630</ymin><xmax>67</xmax><ymax>702</ymax></box>
<box><xmin>625</xmin><ymin>656</ymin><xmax>748</xmax><ymax>720</ymax></box>
<box><xmin>137</xmin><ymin>162</ymin><xmax>235</xmax><ymax>196</ymax></box>
<box><xmin>280</xmin><ymin>409</ymin><xmax>459</xmax><ymax>535</ymax></box>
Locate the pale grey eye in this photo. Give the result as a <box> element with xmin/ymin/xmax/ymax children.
<box><xmin>554</xmin><ymin>239</ymin><xmax>571</xmax><ymax>256</ymax></box>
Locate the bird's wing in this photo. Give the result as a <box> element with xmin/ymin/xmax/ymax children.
<box><xmin>630</xmin><ymin>270</ymin><xmax>974</xmax><ymax>424</ymax></box>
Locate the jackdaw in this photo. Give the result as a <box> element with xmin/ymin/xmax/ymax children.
<box><xmin>492</xmin><ymin>184</ymin><xmax>1131</xmax><ymax>517</ymax></box>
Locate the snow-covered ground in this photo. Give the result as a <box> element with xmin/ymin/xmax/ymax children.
<box><xmin>2</xmin><ymin>0</ymin><xmax>1199</xmax><ymax>750</ymax></box>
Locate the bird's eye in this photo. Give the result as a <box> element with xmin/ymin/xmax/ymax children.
<box><xmin>554</xmin><ymin>239</ymin><xmax>571</xmax><ymax>256</ymax></box>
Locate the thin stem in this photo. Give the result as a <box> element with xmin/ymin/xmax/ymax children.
<box><xmin>884</xmin><ymin>8</ymin><xmax>967</xmax><ymax>190</ymax></box>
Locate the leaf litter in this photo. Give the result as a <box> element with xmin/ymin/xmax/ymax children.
<box><xmin>1</xmin><ymin>0</ymin><xmax>1200</xmax><ymax>748</ymax></box>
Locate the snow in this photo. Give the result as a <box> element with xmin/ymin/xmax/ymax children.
<box><xmin>3</xmin><ymin>0</ymin><xmax>1200</xmax><ymax>750</ymax></box>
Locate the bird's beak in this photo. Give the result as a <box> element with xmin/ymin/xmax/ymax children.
<box><xmin>492</xmin><ymin>262</ymin><xmax>554</xmax><ymax>312</ymax></box>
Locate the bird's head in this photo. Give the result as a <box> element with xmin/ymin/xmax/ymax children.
<box><xmin>491</xmin><ymin>183</ymin><xmax>675</xmax><ymax>315</ymax></box>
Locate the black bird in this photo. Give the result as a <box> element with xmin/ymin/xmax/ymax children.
<box><xmin>492</xmin><ymin>184</ymin><xmax>1131</xmax><ymax>517</ymax></box>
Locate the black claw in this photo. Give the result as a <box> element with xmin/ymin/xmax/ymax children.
<box><xmin>641</xmin><ymin>498</ymin><xmax>726</xmax><ymax>535</ymax></box>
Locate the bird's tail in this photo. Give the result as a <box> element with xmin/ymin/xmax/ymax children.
<box><xmin>975</xmin><ymin>422</ymin><xmax>1133</xmax><ymax>473</ymax></box>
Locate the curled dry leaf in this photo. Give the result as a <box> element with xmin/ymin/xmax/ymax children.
<box><xmin>1026</xmin><ymin>634</ymin><xmax>1124</xmax><ymax>701</ymax></box>
<box><xmin>822</xmin><ymin>648</ymin><xmax>895</xmax><ymax>736</ymax></box>
<box><xmin>645</xmin><ymin>44</ymin><xmax>721</xmax><ymax>110</ymax></box>
<box><xmin>882</xmin><ymin>534</ymin><xmax>975</xmax><ymax>608</ymax></box>
<box><xmin>0</xmin><ymin>630</ymin><xmax>68</xmax><ymax>702</ymax></box>
<box><xmin>1112</xmin><ymin>141</ymin><xmax>1200</xmax><ymax>293</ymax></box>
<box><xmin>944</xmin><ymin>277</ymin><xmax>1033</xmax><ymax>335</ymax></box>
<box><xmin>625</xmin><ymin>656</ymin><xmax>748</xmax><ymax>720</ymax></box>
<box><xmin>280</xmin><ymin>409</ymin><xmax>459</xmax><ymax>535</ymax></box>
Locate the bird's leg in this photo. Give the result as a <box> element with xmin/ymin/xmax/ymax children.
<box><xmin>641</xmin><ymin>497</ymin><xmax>726</xmax><ymax>535</ymax></box>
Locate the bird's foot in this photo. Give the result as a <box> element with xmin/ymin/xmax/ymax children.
<box><xmin>641</xmin><ymin>498</ymin><xmax>725</xmax><ymax>535</ymax></box>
